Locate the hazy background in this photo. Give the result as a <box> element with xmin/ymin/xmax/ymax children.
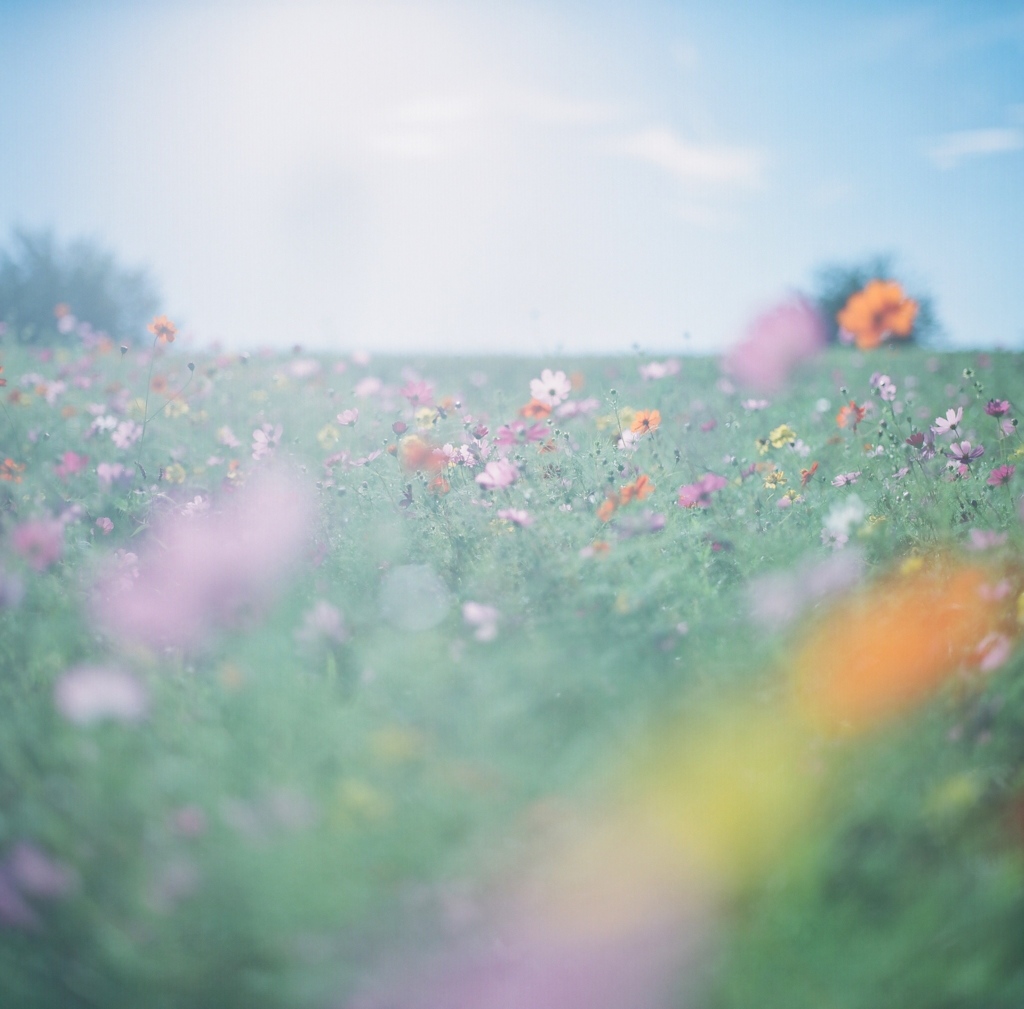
<box><xmin>1</xmin><ymin>0</ymin><xmax>1022</xmax><ymax>354</ymax></box>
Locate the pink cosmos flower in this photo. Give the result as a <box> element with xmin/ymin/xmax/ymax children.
<box><xmin>741</xmin><ymin>399</ymin><xmax>770</xmax><ymax>411</ymax></box>
<box><xmin>638</xmin><ymin>360</ymin><xmax>681</xmax><ymax>381</ymax></box>
<box><xmin>495</xmin><ymin>421</ymin><xmax>547</xmax><ymax>447</ymax></box>
<box><xmin>111</xmin><ymin>420</ymin><xmax>142</xmax><ymax>450</ymax></box>
<box><xmin>54</xmin><ymin>451</ymin><xmax>89</xmax><ymax>480</ymax></box>
<box><xmin>11</xmin><ymin>519</ymin><xmax>64</xmax><ymax>571</ymax></box>
<box><xmin>831</xmin><ymin>471</ymin><xmax>862</xmax><ymax>487</ymax></box>
<box><xmin>677</xmin><ymin>473</ymin><xmax>728</xmax><ymax>508</ymax></box>
<box><xmin>97</xmin><ymin>461</ymin><xmax>131</xmax><ymax>488</ymax></box>
<box><xmin>96</xmin><ymin>517</ymin><xmax>114</xmax><ymax>534</ymax></box>
<box><xmin>401</xmin><ymin>380</ymin><xmax>434</xmax><ymax>407</ymax></box>
<box><xmin>985</xmin><ymin>399</ymin><xmax>1010</xmax><ymax>416</ymax></box>
<box><xmin>475</xmin><ymin>460</ymin><xmax>519</xmax><ymax>490</ymax></box>
<box><xmin>252</xmin><ymin>423</ymin><xmax>282</xmax><ymax>461</ymax></box>
<box><xmin>987</xmin><ymin>464</ymin><xmax>1015</xmax><ymax>487</ymax></box>
<box><xmin>948</xmin><ymin>441</ymin><xmax>984</xmax><ymax>465</ymax></box>
<box><xmin>497</xmin><ymin>508</ymin><xmax>533</xmax><ymax>527</ymax></box>
<box><xmin>530</xmin><ymin>369</ymin><xmax>571</xmax><ymax>407</ymax></box>
<box><xmin>722</xmin><ymin>296</ymin><xmax>825</xmax><ymax>393</ymax></box>
<box><xmin>462</xmin><ymin>601</ymin><xmax>500</xmax><ymax>641</ymax></box>
<box><xmin>932</xmin><ymin>408</ymin><xmax>962</xmax><ymax>436</ymax></box>
<box><xmin>968</xmin><ymin>529</ymin><xmax>1008</xmax><ymax>551</ymax></box>
<box><xmin>354</xmin><ymin>377</ymin><xmax>383</xmax><ymax>398</ymax></box>
<box><xmin>94</xmin><ymin>470</ymin><xmax>314</xmax><ymax>649</ymax></box>
<box><xmin>217</xmin><ymin>425</ymin><xmax>241</xmax><ymax>448</ymax></box>
<box><xmin>54</xmin><ymin>665</ymin><xmax>148</xmax><ymax>725</ymax></box>
<box><xmin>337</xmin><ymin>409</ymin><xmax>359</xmax><ymax>426</ymax></box>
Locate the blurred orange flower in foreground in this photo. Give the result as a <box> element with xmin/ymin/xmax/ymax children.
<box><xmin>837</xmin><ymin>279</ymin><xmax>918</xmax><ymax>350</ymax></box>
<box><xmin>148</xmin><ymin>315</ymin><xmax>177</xmax><ymax>343</ymax></box>
<box><xmin>793</xmin><ymin>558</ymin><xmax>1017</xmax><ymax>735</ymax></box>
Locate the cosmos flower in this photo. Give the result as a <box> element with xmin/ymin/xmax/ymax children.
<box><xmin>475</xmin><ymin>459</ymin><xmax>519</xmax><ymax>490</ymax></box>
<box><xmin>932</xmin><ymin>408</ymin><xmax>963</xmax><ymax>436</ymax></box>
<box><xmin>148</xmin><ymin>315</ymin><xmax>177</xmax><ymax>343</ymax></box>
<box><xmin>836</xmin><ymin>280</ymin><xmax>917</xmax><ymax>350</ymax></box>
<box><xmin>677</xmin><ymin>474</ymin><xmax>728</xmax><ymax>508</ymax></box>
<box><xmin>529</xmin><ymin>369</ymin><xmax>571</xmax><ymax>407</ymax></box>
<box><xmin>987</xmin><ymin>464</ymin><xmax>1015</xmax><ymax>487</ymax></box>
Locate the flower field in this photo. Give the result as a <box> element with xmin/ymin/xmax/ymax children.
<box><xmin>1</xmin><ymin>327</ymin><xmax>1024</xmax><ymax>1008</ymax></box>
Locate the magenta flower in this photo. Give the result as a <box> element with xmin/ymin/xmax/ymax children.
<box><xmin>948</xmin><ymin>441</ymin><xmax>984</xmax><ymax>464</ymax></box>
<box><xmin>94</xmin><ymin>470</ymin><xmax>314</xmax><ymax>649</ymax></box>
<box><xmin>11</xmin><ymin>519</ymin><xmax>64</xmax><ymax>572</ymax></box>
<box><xmin>987</xmin><ymin>464</ymin><xmax>1015</xmax><ymax>487</ymax></box>
<box><xmin>54</xmin><ymin>451</ymin><xmax>89</xmax><ymax>480</ymax></box>
<box><xmin>475</xmin><ymin>459</ymin><xmax>519</xmax><ymax>490</ymax></box>
<box><xmin>722</xmin><ymin>296</ymin><xmax>825</xmax><ymax>393</ymax></box>
<box><xmin>985</xmin><ymin>399</ymin><xmax>1010</xmax><ymax>416</ymax></box>
<box><xmin>677</xmin><ymin>473</ymin><xmax>728</xmax><ymax>508</ymax></box>
<box><xmin>495</xmin><ymin>421</ymin><xmax>546</xmax><ymax>447</ymax></box>
<box><xmin>96</xmin><ymin>517</ymin><xmax>114</xmax><ymax>534</ymax></box>
<box><xmin>400</xmin><ymin>379</ymin><xmax>434</xmax><ymax>406</ymax></box>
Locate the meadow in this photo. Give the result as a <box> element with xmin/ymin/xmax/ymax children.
<box><xmin>1</xmin><ymin>326</ymin><xmax>1023</xmax><ymax>1008</ymax></box>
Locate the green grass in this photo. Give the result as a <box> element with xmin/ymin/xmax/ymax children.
<box><xmin>1</xmin><ymin>339</ymin><xmax>1023</xmax><ymax>1007</ymax></box>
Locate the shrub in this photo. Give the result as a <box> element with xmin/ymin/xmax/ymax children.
<box><xmin>0</xmin><ymin>228</ymin><xmax>161</xmax><ymax>345</ymax></box>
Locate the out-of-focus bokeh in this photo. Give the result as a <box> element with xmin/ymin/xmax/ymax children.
<box><xmin>1</xmin><ymin>0</ymin><xmax>1022</xmax><ymax>352</ymax></box>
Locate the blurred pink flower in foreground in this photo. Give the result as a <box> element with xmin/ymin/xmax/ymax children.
<box><xmin>11</xmin><ymin>519</ymin><xmax>64</xmax><ymax>571</ymax></box>
<box><xmin>723</xmin><ymin>297</ymin><xmax>825</xmax><ymax>393</ymax></box>
<box><xmin>94</xmin><ymin>471</ymin><xmax>314</xmax><ymax>649</ymax></box>
<box><xmin>54</xmin><ymin>665</ymin><xmax>148</xmax><ymax>725</ymax></box>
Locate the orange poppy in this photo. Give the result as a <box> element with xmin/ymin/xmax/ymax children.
<box><xmin>597</xmin><ymin>498</ymin><xmax>617</xmax><ymax>522</ymax></box>
<box><xmin>631</xmin><ymin>410</ymin><xmax>661</xmax><ymax>435</ymax></box>
<box><xmin>837</xmin><ymin>280</ymin><xmax>918</xmax><ymax>350</ymax></box>
<box><xmin>619</xmin><ymin>474</ymin><xmax>655</xmax><ymax>505</ymax></box>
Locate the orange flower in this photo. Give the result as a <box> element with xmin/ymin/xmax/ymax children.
<box><xmin>837</xmin><ymin>280</ymin><xmax>918</xmax><ymax>350</ymax></box>
<box><xmin>150</xmin><ymin>374</ymin><xmax>169</xmax><ymax>394</ymax></box>
<box><xmin>148</xmin><ymin>315</ymin><xmax>177</xmax><ymax>343</ymax></box>
<box><xmin>631</xmin><ymin>410</ymin><xmax>661</xmax><ymax>436</ymax></box>
<box><xmin>836</xmin><ymin>400</ymin><xmax>867</xmax><ymax>430</ymax></box>
<box><xmin>800</xmin><ymin>461</ymin><xmax>819</xmax><ymax>487</ymax></box>
<box><xmin>0</xmin><ymin>366</ymin><xmax>6</xmax><ymax>387</ymax></box>
<box><xmin>619</xmin><ymin>474</ymin><xmax>655</xmax><ymax>505</ymax></box>
<box><xmin>597</xmin><ymin>497</ymin><xmax>617</xmax><ymax>522</ymax></box>
<box><xmin>399</xmin><ymin>435</ymin><xmax>446</xmax><ymax>473</ymax></box>
<box><xmin>519</xmin><ymin>399</ymin><xmax>552</xmax><ymax>420</ymax></box>
<box><xmin>1</xmin><ymin>458</ymin><xmax>26</xmax><ymax>483</ymax></box>
<box><xmin>793</xmin><ymin>558</ymin><xmax>1015</xmax><ymax>735</ymax></box>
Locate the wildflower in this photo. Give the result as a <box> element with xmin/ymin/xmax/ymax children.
<box><xmin>252</xmin><ymin>423</ymin><xmax>282</xmax><ymax>461</ymax></box>
<box><xmin>519</xmin><ymin>399</ymin><xmax>552</xmax><ymax>420</ymax></box>
<box><xmin>54</xmin><ymin>665</ymin><xmax>148</xmax><ymax>726</ymax></box>
<box><xmin>475</xmin><ymin>459</ymin><xmax>519</xmax><ymax>490</ymax></box>
<box><xmin>497</xmin><ymin>508</ymin><xmax>533</xmax><ymax>527</ymax></box>
<box><xmin>987</xmin><ymin>464</ymin><xmax>1015</xmax><ymax>487</ymax></box>
<box><xmin>823</xmin><ymin>494</ymin><xmax>867</xmax><ymax>542</ymax></box>
<box><xmin>399</xmin><ymin>435</ymin><xmax>446</xmax><ymax>472</ymax></box>
<box><xmin>612</xmin><ymin>509</ymin><xmax>666</xmax><ymax>539</ymax></box>
<box><xmin>755</xmin><ymin>438</ymin><xmax>771</xmax><ymax>455</ymax></box>
<box><xmin>723</xmin><ymin>296</ymin><xmax>825</xmax><ymax>393</ymax></box>
<box><xmin>869</xmin><ymin>373</ymin><xmax>897</xmax><ymax>401</ymax></box>
<box><xmin>932</xmin><ymin>408</ymin><xmax>963</xmax><ymax>436</ymax></box>
<box><xmin>96</xmin><ymin>517</ymin><xmax>114</xmax><ymax>535</ymax></box>
<box><xmin>336</xmin><ymin>409</ymin><xmax>359</xmax><ymax>426</ymax></box>
<box><xmin>948</xmin><ymin>441</ymin><xmax>984</xmax><ymax>473</ymax></box>
<box><xmin>296</xmin><ymin>600</ymin><xmax>347</xmax><ymax>647</ymax></box>
<box><xmin>800</xmin><ymin>462</ymin><xmax>819</xmax><ymax>486</ymax></box>
<box><xmin>638</xmin><ymin>359</ymin><xmax>681</xmax><ymax>381</ymax></box>
<box><xmin>968</xmin><ymin>529</ymin><xmax>1007</xmax><ymax>551</ymax></box>
<box><xmin>354</xmin><ymin>376</ymin><xmax>383</xmax><ymax>398</ymax></box>
<box><xmin>677</xmin><ymin>473</ymin><xmax>728</xmax><ymax>508</ymax></box>
<box><xmin>11</xmin><ymin>519</ymin><xmax>64</xmax><ymax>571</ymax></box>
<box><xmin>317</xmin><ymin>424</ymin><xmax>340</xmax><ymax>450</ymax></box>
<box><xmin>836</xmin><ymin>400</ymin><xmax>867</xmax><ymax>430</ymax></box>
<box><xmin>111</xmin><ymin>420</ymin><xmax>142</xmax><ymax>450</ymax></box>
<box><xmin>985</xmin><ymin>399</ymin><xmax>1010</xmax><ymax>417</ymax></box>
<box><xmin>837</xmin><ymin>279</ymin><xmax>918</xmax><ymax>349</ymax></box>
<box><xmin>769</xmin><ymin>424</ymin><xmax>797</xmax><ymax>448</ymax></box>
<box><xmin>400</xmin><ymin>379</ymin><xmax>434</xmax><ymax>406</ymax></box>
<box><xmin>54</xmin><ymin>451</ymin><xmax>89</xmax><ymax>480</ymax></box>
<box><xmin>832</xmin><ymin>471</ymin><xmax>861</xmax><ymax>487</ymax></box>
<box><xmin>94</xmin><ymin>470</ymin><xmax>314</xmax><ymax>649</ymax></box>
<box><xmin>463</xmin><ymin>602</ymin><xmax>499</xmax><ymax>642</ymax></box>
<box><xmin>555</xmin><ymin>397</ymin><xmax>600</xmax><ymax>419</ymax></box>
<box><xmin>763</xmin><ymin>469</ymin><xmax>786</xmax><ymax>490</ymax></box>
<box><xmin>148</xmin><ymin>315</ymin><xmax>177</xmax><ymax>343</ymax></box>
<box><xmin>794</xmin><ymin>558</ymin><xmax>1013</xmax><ymax>734</ymax></box>
<box><xmin>618</xmin><ymin>474</ymin><xmax>655</xmax><ymax>505</ymax></box>
<box><xmin>181</xmin><ymin>496</ymin><xmax>209</xmax><ymax>518</ymax></box>
<box><xmin>529</xmin><ymin>369</ymin><xmax>571</xmax><ymax>407</ymax></box>
<box><xmin>162</xmin><ymin>463</ymin><xmax>186</xmax><ymax>484</ymax></box>
<box><xmin>495</xmin><ymin>420</ymin><xmax>546</xmax><ymax>447</ymax></box>
<box><xmin>741</xmin><ymin>398</ymin><xmax>770</xmax><ymax>411</ymax></box>
<box><xmin>96</xmin><ymin>462</ymin><xmax>130</xmax><ymax>488</ymax></box>
<box><xmin>597</xmin><ymin>497</ymin><xmax>618</xmax><ymax>522</ymax></box>
<box><xmin>0</xmin><ymin>458</ymin><xmax>26</xmax><ymax>483</ymax></box>
<box><xmin>631</xmin><ymin>410</ymin><xmax>661</xmax><ymax>436</ymax></box>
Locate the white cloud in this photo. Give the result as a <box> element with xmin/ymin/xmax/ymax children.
<box><xmin>926</xmin><ymin>127</ymin><xmax>1024</xmax><ymax>170</ymax></box>
<box><xmin>610</xmin><ymin>127</ymin><xmax>765</xmax><ymax>188</ymax></box>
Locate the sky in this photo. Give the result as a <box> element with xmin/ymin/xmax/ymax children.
<box><xmin>0</xmin><ymin>0</ymin><xmax>1022</xmax><ymax>355</ymax></box>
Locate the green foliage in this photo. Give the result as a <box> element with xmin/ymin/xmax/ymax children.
<box><xmin>0</xmin><ymin>228</ymin><xmax>160</xmax><ymax>345</ymax></box>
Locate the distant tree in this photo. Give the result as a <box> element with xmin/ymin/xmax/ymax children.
<box><xmin>811</xmin><ymin>254</ymin><xmax>941</xmax><ymax>346</ymax></box>
<box><xmin>0</xmin><ymin>229</ymin><xmax>161</xmax><ymax>345</ymax></box>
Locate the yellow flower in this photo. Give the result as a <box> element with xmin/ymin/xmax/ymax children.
<box><xmin>162</xmin><ymin>462</ymin><xmax>187</xmax><ymax>484</ymax></box>
<box><xmin>755</xmin><ymin>438</ymin><xmax>771</xmax><ymax>455</ymax></box>
<box><xmin>763</xmin><ymin>469</ymin><xmax>786</xmax><ymax>489</ymax></box>
<box><xmin>769</xmin><ymin>424</ymin><xmax>797</xmax><ymax>448</ymax></box>
<box><xmin>415</xmin><ymin>406</ymin><xmax>438</xmax><ymax>429</ymax></box>
<box><xmin>166</xmin><ymin>399</ymin><xmax>189</xmax><ymax>418</ymax></box>
<box><xmin>317</xmin><ymin>424</ymin><xmax>340</xmax><ymax>450</ymax></box>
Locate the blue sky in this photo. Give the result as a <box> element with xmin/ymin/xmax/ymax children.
<box><xmin>1</xmin><ymin>0</ymin><xmax>1021</xmax><ymax>354</ymax></box>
